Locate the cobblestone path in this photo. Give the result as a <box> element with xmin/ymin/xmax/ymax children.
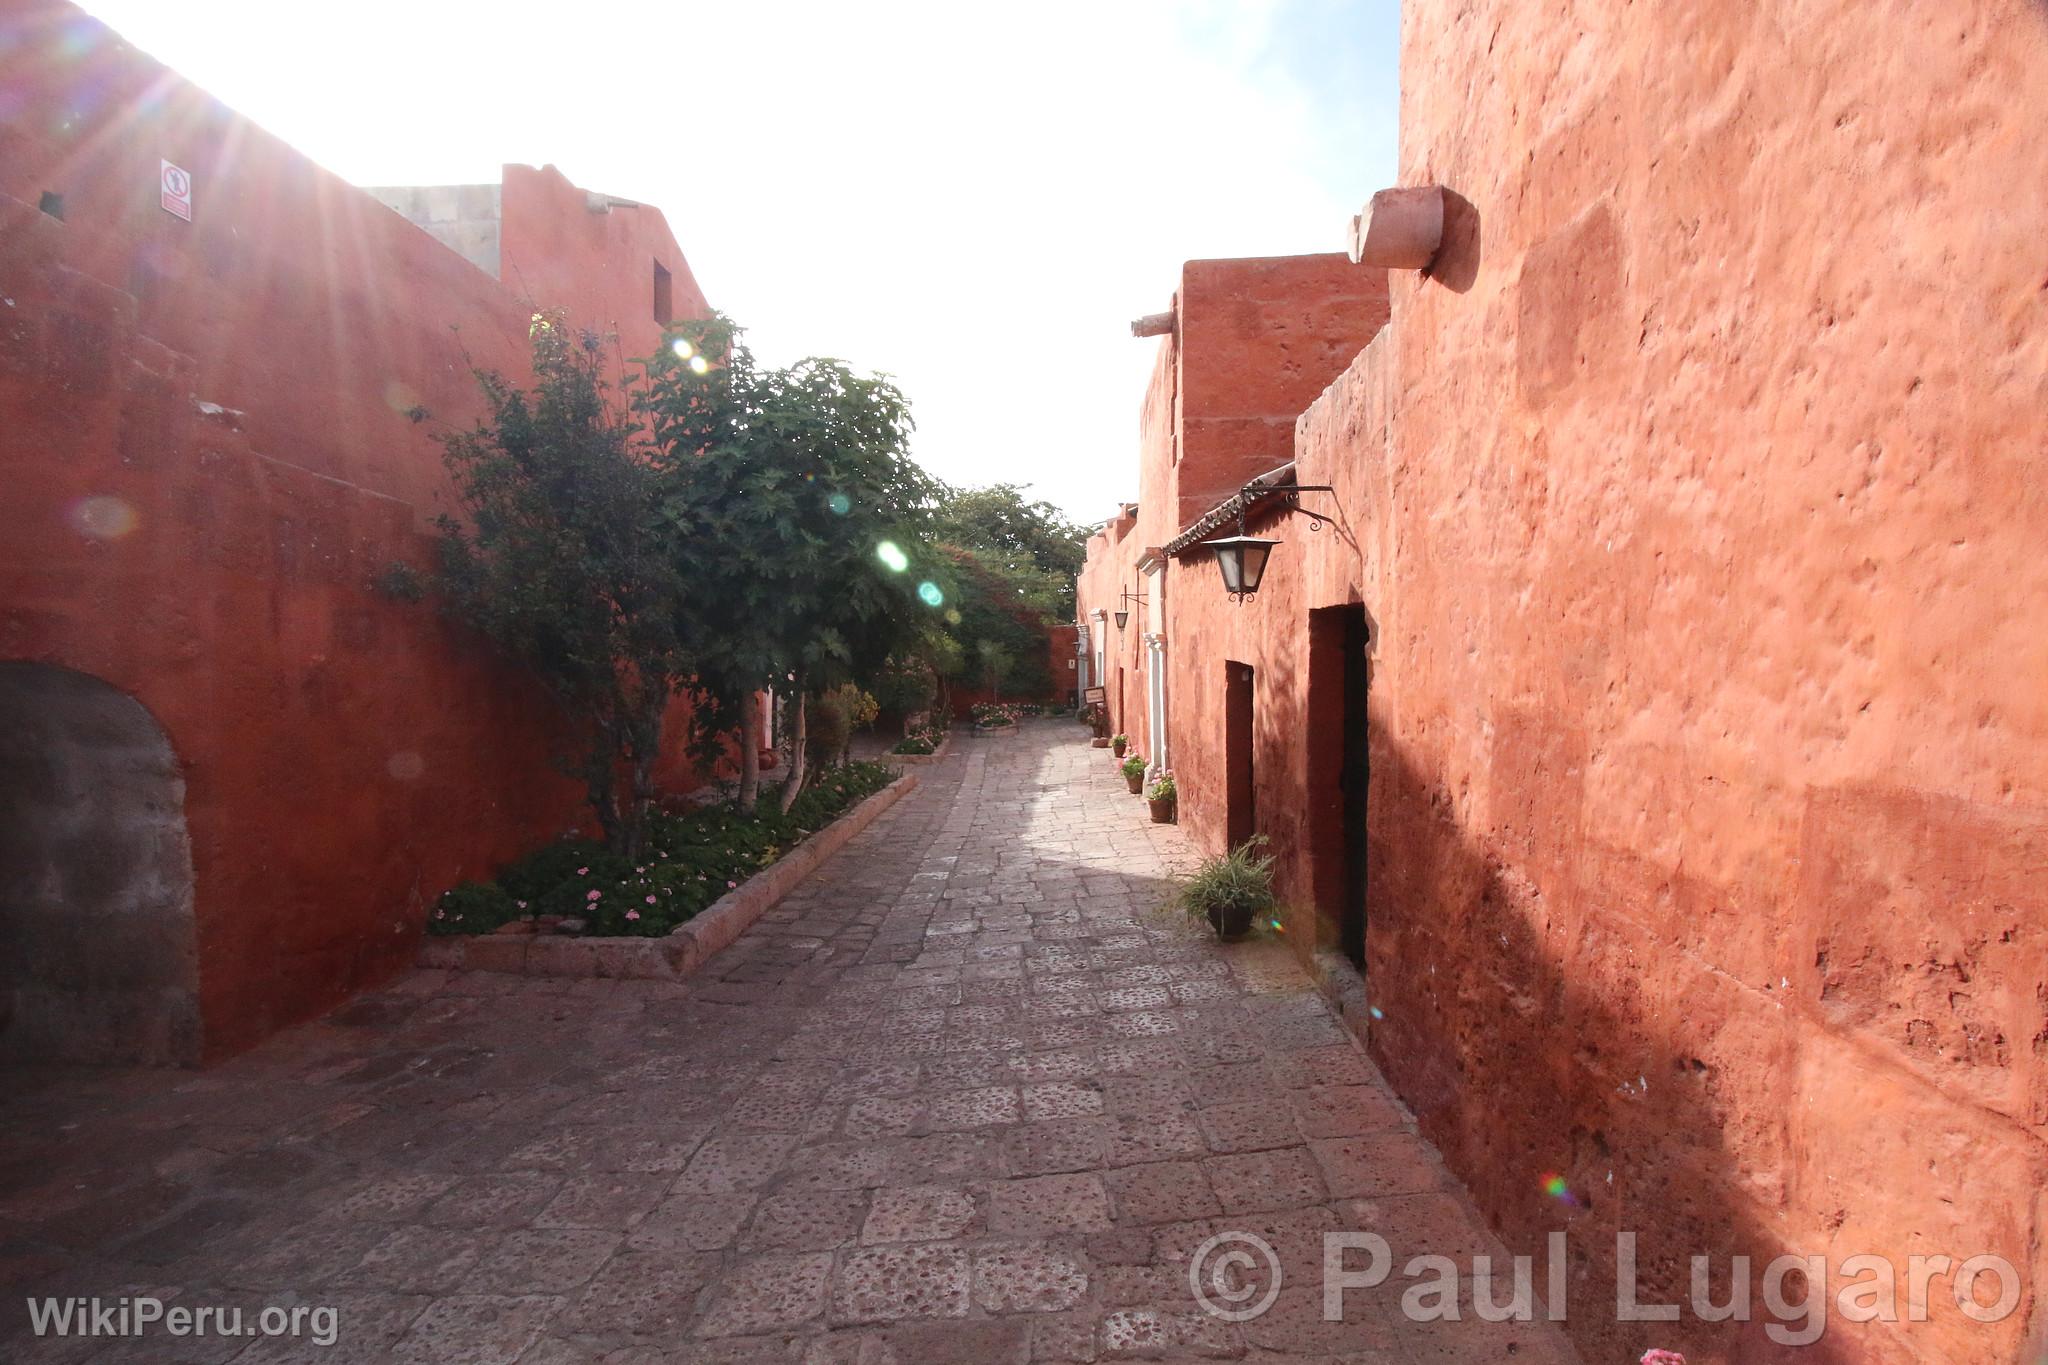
<box><xmin>1</xmin><ymin>723</ymin><xmax>1578</xmax><ymax>1362</ymax></box>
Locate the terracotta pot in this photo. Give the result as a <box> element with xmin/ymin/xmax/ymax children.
<box><xmin>1148</xmin><ymin>797</ymin><xmax>1175</xmax><ymax>823</ymax></box>
<box><xmin>758</xmin><ymin>749</ymin><xmax>780</xmax><ymax>770</ymax></box>
<box><xmin>1112</xmin><ymin>739</ymin><xmax>1127</xmax><ymax>757</ymax></box>
<box><xmin>1125</xmin><ymin>772</ymin><xmax>1143</xmax><ymax>794</ymax></box>
<box><xmin>1092</xmin><ymin>737</ymin><xmax>1109</xmax><ymax>748</ymax></box>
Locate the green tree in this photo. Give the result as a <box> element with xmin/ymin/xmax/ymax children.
<box><xmin>426</xmin><ymin>312</ymin><xmax>689</xmax><ymax>860</ymax></box>
<box><xmin>933</xmin><ymin>483</ymin><xmax>1088</xmax><ymax>614</ymax></box>
<box><xmin>642</xmin><ymin>314</ymin><xmax>940</xmax><ymax>811</ymax></box>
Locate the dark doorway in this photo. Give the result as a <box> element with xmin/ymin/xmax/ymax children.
<box><xmin>1309</xmin><ymin>606</ymin><xmax>1371</xmax><ymax>967</ymax></box>
<box><xmin>1224</xmin><ymin>661</ymin><xmax>1255</xmax><ymax>849</ymax></box>
<box><xmin>0</xmin><ymin>663</ymin><xmax>199</xmax><ymax>1065</ymax></box>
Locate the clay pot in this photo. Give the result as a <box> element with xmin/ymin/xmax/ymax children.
<box><xmin>1112</xmin><ymin>739</ymin><xmax>1127</xmax><ymax>757</ymax></box>
<box><xmin>1126</xmin><ymin>772</ymin><xmax>1143</xmax><ymax>794</ymax></box>
<box><xmin>1092</xmin><ymin>737</ymin><xmax>1109</xmax><ymax>748</ymax></box>
<box><xmin>1148</xmin><ymin>797</ymin><xmax>1175</xmax><ymax>823</ymax></box>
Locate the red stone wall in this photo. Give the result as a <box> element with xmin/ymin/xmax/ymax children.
<box><xmin>1124</xmin><ymin>4</ymin><xmax>2048</xmax><ymax>1361</ymax></box>
<box><xmin>0</xmin><ymin>3</ymin><xmax>713</xmax><ymax>1059</ymax></box>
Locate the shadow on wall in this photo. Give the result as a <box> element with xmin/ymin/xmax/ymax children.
<box><xmin>0</xmin><ymin>662</ymin><xmax>200</xmax><ymax>1066</ymax></box>
<box><xmin>1359</xmin><ymin>718</ymin><xmax>2030</xmax><ymax>1364</ymax></box>
<box><xmin>1426</xmin><ymin>188</ymin><xmax>1482</xmax><ymax>295</ymax></box>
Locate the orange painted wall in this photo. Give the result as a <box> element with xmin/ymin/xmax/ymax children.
<box><xmin>0</xmin><ymin>2</ymin><xmax>714</xmax><ymax>1059</ymax></box>
<box><xmin>1089</xmin><ymin>4</ymin><xmax>2048</xmax><ymax>1362</ymax></box>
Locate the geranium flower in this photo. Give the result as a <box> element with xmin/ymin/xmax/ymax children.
<box><xmin>645</xmin><ymin>895</ymin><xmax>657</xmax><ymax>904</ymax></box>
<box><xmin>727</xmin><ymin>880</ymin><xmax>737</xmax><ymax>889</ymax></box>
<box><xmin>587</xmin><ymin>889</ymin><xmax>601</xmax><ymax>901</ymax></box>
<box><xmin>1641</xmin><ymin>1353</ymin><xmax>1687</xmax><ymax>1365</ymax></box>
<box><xmin>625</xmin><ymin>909</ymin><xmax>640</xmax><ymax>921</ymax></box>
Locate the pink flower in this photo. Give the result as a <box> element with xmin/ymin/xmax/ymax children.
<box><xmin>727</xmin><ymin>880</ymin><xmax>737</xmax><ymax>889</ymax></box>
<box><xmin>434</xmin><ymin>909</ymin><xmax>445</xmax><ymax>919</ymax></box>
<box><xmin>516</xmin><ymin>900</ymin><xmax>527</xmax><ymax>909</ymax></box>
<box><xmin>635</xmin><ymin>866</ymin><xmax>645</xmax><ymax>873</ymax></box>
<box><xmin>1641</xmin><ymin>1353</ymin><xmax>1687</xmax><ymax>1365</ymax></box>
<box><xmin>577</xmin><ymin>867</ymin><xmax>589</xmax><ymax>875</ymax></box>
<box><xmin>645</xmin><ymin>895</ymin><xmax>657</xmax><ymax>904</ymax></box>
<box><xmin>625</xmin><ymin>909</ymin><xmax>640</xmax><ymax>921</ymax></box>
<box><xmin>586</xmin><ymin>889</ymin><xmax>601</xmax><ymax>901</ymax></box>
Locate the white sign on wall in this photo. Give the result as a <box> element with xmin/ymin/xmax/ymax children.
<box><xmin>160</xmin><ymin>159</ymin><xmax>192</xmax><ymax>221</ymax></box>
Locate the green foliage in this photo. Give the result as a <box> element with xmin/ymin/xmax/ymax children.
<box><xmin>1121</xmin><ymin>754</ymin><xmax>1148</xmax><ymax>780</ymax></box>
<box><xmin>1147</xmin><ymin>773</ymin><xmax>1176</xmax><ymax>802</ymax></box>
<box><xmin>808</xmin><ymin>684</ymin><xmax>878</xmax><ymax>766</ymax></box>
<box><xmin>891</xmin><ymin>725</ymin><xmax>943</xmax><ymax>755</ymax></box>
<box><xmin>1171</xmin><ymin>836</ymin><xmax>1276</xmax><ymax>929</ymax></box>
<box><xmin>376</xmin><ymin>561</ymin><xmax>426</xmax><ymax>603</ymax></box>
<box><xmin>430</xmin><ymin>761</ymin><xmax>897</xmax><ymax>938</ymax></box>
<box><xmin>932</xmin><ymin>483</ymin><xmax>1087</xmax><ymax>615</ymax></box>
<box><xmin>920</xmin><ymin>484</ymin><xmax>1084</xmax><ymax>706</ymax></box>
<box><xmin>1111</xmin><ymin>733</ymin><xmax>1128</xmax><ymax>746</ymax></box>
<box><xmin>427</xmin><ymin>311</ymin><xmax>690</xmax><ymax>858</ymax></box>
<box><xmin>641</xmin><ymin>314</ymin><xmax>941</xmax><ymax>798</ymax></box>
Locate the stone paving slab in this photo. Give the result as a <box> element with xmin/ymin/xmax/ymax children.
<box><xmin>0</xmin><ymin>723</ymin><xmax>1581</xmax><ymax>1362</ymax></box>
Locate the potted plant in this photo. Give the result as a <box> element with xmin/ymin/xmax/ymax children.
<box><xmin>1146</xmin><ymin>773</ymin><xmax>1176</xmax><ymax>823</ymax></box>
<box><xmin>1173</xmin><ymin>836</ymin><xmax>1276</xmax><ymax>941</ymax></box>
<box><xmin>1081</xmin><ymin>701</ymin><xmax>1109</xmax><ymax>746</ymax></box>
<box><xmin>1121</xmin><ymin>754</ymin><xmax>1146</xmax><ymax>793</ymax></box>
<box><xmin>1111</xmin><ymin>733</ymin><xmax>1128</xmax><ymax>758</ymax></box>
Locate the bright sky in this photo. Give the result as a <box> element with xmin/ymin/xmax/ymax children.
<box><xmin>79</xmin><ymin>0</ymin><xmax>1400</xmax><ymax>522</ymax></box>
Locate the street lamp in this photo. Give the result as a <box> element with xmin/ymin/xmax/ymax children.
<box><xmin>1113</xmin><ymin>585</ymin><xmax>1148</xmax><ymax>632</ymax></box>
<box><xmin>1199</xmin><ymin>534</ymin><xmax>1281</xmax><ymax>602</ymax></box>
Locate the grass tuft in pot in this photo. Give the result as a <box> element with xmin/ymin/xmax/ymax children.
<box><xmin>1172</xmin><ymin>836</ymin><xmax>1276</xmax><ymax>940</ymax></box>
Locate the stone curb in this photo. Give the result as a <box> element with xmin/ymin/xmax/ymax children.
<box><xmin>420</xmin><ymin>773</ymin><xmax>919</xmax><ymax>980</ymax></box>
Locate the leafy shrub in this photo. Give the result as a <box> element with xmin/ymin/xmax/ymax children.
<box><xmin>428</xmin><ymin>761</ymin><xmax>898</xmax><ymax>939</ymax></box>
<box><xmin>1147</xmin><ymin>773</ymin><xmax>1176</xmax><ymax>802</ymax></box>
<box><xmin>429</xmin><ymin>880</ymin><xmax>520</xmax><ymax>936</ymax></box>
<box><xmin>1121</xmin><ymin>755</ymin><xmax>1147</xmax><ymax>780</ymax></box>
<box><xmin>892</xmin><ymin>723</ymin><xmax>945</xmax><ymax>755</ymax></box>
<box><xmin>1172</xmin><ymin>837</ymin><xmax>1276</xmax><ymax>933</ymax></box>
<box><xmin>971</xmin><ymin>701</ymin><xmax>1021</xmax><ymax>727</ymax></box>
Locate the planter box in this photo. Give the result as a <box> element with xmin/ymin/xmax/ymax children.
<box><xmin>420</xmin><ymin>773</ymin><xmax>919</xmax><ymax>979</ymax></box>
<box><xmin>888</xmin><ymin>732</ymin><xmax>953</xmax><ymax>765</ymax></box>
<box><xmin>972</xmin><ymin>721</ymin><xmax>1019</xmax><ymax>737</ymax></box>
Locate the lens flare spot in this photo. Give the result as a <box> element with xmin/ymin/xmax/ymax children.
<box><xmin>1369</xmin><ymin>1005</ymin><xmax>1385</xmax><ymax>1020</ymax></box>
<box><xmin>68</xmin><ymin>495</ymin><xmax>137</xmax><ymax>540</ymax></box>
<box><xmin>917</xmin><ymin>581</ymin><xmax>944</xmax><ymax>607</ymax></box>
<box><xmin>827</xmin><ymin>492</ymin><xmax>851</xmax><ymax>515</ymax></box>
<box><xmin>876</xmin><ymin>540</ymin><xmax>910</xmax><ymax>573</ymax></box>
<box><xmin>386</xmin><ymin>751</ymin><xmax>426</xmax><ymax>781</ymax></box>
<box><xmin>1539</xmin><ymin>1172</ymin><xmax>1577</xmax><ymax>1206</ymax></box>
<box><xmin>688</xmin><ymin>354</ymin><xmax>710</xmax><ymax>375</ymax></box>
<box><xmin>670</xmin><ymin>338</ymin><xmax>694</xmax><ymax>360</ymax></box>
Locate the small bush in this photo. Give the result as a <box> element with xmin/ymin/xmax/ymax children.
<box><xmin>1121</xmin><ymin>755</ymin><xmax>1147</xmax><ymax>780</ymax></box>
<box><xmin>1147</xmin><ymin>773</ymin><xmax>1176</xmax><ymax>802</ymax></box>
<box><xmin>1172</xmin><ymin>836</ymin><xmax>1276</xmax><ymax>936</ymax></box>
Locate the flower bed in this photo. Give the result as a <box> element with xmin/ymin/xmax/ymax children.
<box><xmin>429</xmin><ymin>761</ymin><xmax>899</xmax><ymax>939</ymax></box>
<box><xmin>971</xmin><ymin>701</ymin><xmax>1023</xmax><ymax>731</ymax></box>
<box><xmin>892</xmin><ymin>721</ymin><xmax>948</xmax><ymax>756</ymax></box>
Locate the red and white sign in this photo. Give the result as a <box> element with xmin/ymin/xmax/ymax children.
<box><xmin>160</xmin><ymin>159</ymin><xmax>192</xmax><ymax>221</ymax></box>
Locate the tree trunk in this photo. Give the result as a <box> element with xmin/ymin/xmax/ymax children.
<box><xmin>779</xmin><ymin>675</ymin><xmax>808</xmax><ymax>814</ymax></box>
<box><xmin>624</xmin><ymin>703</ymin><xmax>662</xmax><ymax>864</ymax></box>
<box><xmin>737</xmin><ymin>693</ymin><xmax>762</xmax><ymax>809</ymax></box>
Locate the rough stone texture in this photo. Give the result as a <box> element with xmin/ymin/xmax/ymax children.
<box><xmin>0</xmin><ymin>725</ymin><xmax>1575</xmax><ymax>1362</ymax></box>
<box><xmin>0</xmin><ymin>3</ymin><xmax>715</xmax><ymax>1063</ymax></box>
<box><xmin>0</xmin><ymin>662</ymin><xmax>199</xmax><ymax>1064</ymax></box>
<box><xmin>1074</xmin><ymin>5</ymin><xmax>2048</xmax><ymax>1362</ymax></box>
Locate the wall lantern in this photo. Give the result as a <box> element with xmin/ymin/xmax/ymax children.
<box><xmin>1113</xmin><ymin>586</ymin><xmax>1148</xmax><ymax>632</ymax></box>
<box><xmin>1195</xmin><ymin>481</ymin><xmax>1338</xmax><ymax>603</ymax></box>
<box><xmin>1200</xmin><ymin>534</ymin><xmax>1281</xmax><ymax>602</ymax></box>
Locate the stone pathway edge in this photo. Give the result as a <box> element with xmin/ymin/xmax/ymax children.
<box><xmin>416</xmin><ymin>772</ymin><xmax>920</xmax><ymax>981</ymax></box>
